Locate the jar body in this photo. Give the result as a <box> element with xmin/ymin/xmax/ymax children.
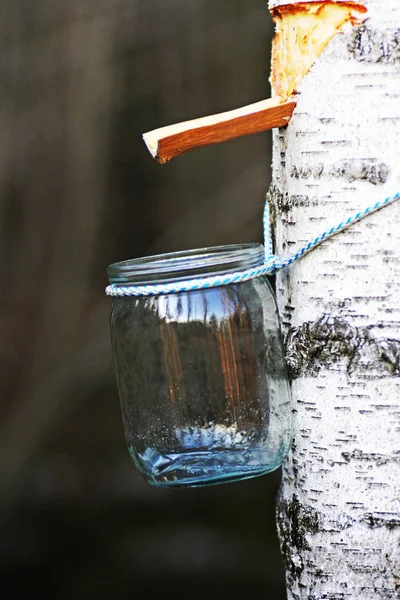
<box><xmin>110</xmin><ymin>276</ymin><xmax>291</xmax><ymax>487</ymax></box>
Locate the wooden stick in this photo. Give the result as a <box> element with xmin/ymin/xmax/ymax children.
<box><xmin>143</xmin><ymin>97</ymin><xmax>296</xmax><ymax>163</ymax></box>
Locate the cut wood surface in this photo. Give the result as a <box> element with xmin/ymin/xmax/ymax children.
<box><xmin>271</xmin><ymin>1</ymin><xmax>367</xmax><ymax>99</ymax></box>
<box><xmin>143</xmin><ymin>97</ymin><xmax>296</xmax><ymax>163</ymax></box>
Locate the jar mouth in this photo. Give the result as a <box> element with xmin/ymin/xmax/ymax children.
<box><xmin>107</xmin><ymin>243</ymin><xmax>264</xmax><ymax>285</ymax></box>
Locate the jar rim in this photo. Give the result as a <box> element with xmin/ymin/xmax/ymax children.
<box><xmin>107</xmin><ymin>243</ymin><xmax>264</xmax><ymax>285</ymax></box>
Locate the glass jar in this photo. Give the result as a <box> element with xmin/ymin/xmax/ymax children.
<box><xmin>107</xmin><ymin>244</ymin><xmax>291</xmax><ymax>488</ymax></box>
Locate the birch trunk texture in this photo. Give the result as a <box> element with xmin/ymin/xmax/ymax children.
<box><xmin>268</xmin><ymin>1</ymin><xmax>400</xmax><ymax>598</ymax></box>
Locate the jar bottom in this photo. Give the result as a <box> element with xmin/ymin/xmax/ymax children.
<box><xmin>128</xmin><ymin>444</ymin><xmax>287</xmax><ymax>488</ymax></box>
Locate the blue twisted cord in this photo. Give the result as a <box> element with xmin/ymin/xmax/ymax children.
<box><xmin>263</xmin><ymin>194</ymin><xmax>273</xmax><ymax>261</ymax></box>
<box><xmin>106</xmin><ymin>191</ymin><xmax>400</xmax><ymax>297</ymax></box>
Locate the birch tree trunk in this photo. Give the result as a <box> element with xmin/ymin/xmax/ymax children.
<box><xmin>269</xmin><ymin>1</ymin><xmax>400</xmax><ymax>598</ymax></box>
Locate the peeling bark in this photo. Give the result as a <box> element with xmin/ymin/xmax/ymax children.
<box><xmin>269</xmin><ymin>0</ymin><xmax>400</xmax><ymax>598</ymax></box>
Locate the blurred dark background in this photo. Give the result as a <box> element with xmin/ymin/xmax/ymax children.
<box><xmin>0</xmin><ymin>0</ymin><xmax>286</xmax><ymax>598</ymax></box>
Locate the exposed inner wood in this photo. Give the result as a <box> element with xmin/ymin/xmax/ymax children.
<box><xmin>270</xmin><ymin>1</ymin><xmax>368</xmax><ymax>100</ymax></box>
<box><xmin>143</xmin><ymin>97</ymin><xmax>296</xmax><ymax>164</ymax></box>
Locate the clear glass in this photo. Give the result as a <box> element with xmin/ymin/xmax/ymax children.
<box><xmin>108</xmin><ymin>244</ymin><xmax>292</xmax><ymax>488</ymax></box>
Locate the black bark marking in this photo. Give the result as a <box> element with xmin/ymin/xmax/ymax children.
<box><xmin>341</xmin><ymin>449</ymin><xmax>400</xmax><ymax>466</ymax></box>
<box><xmin>291</xmin><ymin>164</ymin><xmax>324</xmax><ymax>180</ymax></box>
<box><xmin>289</xmin><ymin>195</ymin><xmax>318</xmax><ymax>210</ymax></box>
<box><xmin>268</xmin><ymin>184</ymin><xmax>318</xmax><ymax>215</ymax></box>
<box><xmin>330</xmin><ymin>159</ymin><xmax>389</xmax><ymax>185</ymax></box>
<box><xmin>307</xmin><ymin>595</ymin><xmax>348</xmax><ymax>600</ymax></box>
<box><xmin>394</xmin><ymin>572</ymin><xmax>400</xmax><ymax>595</ymax></box>
<box><xmin>286</xmin><ymin>315</ymin><xmax>400</xmax><ymax>379</ymax></box>
<box><xmin>267</xmin><ymin>185</ymin><xmax>280</xmax><ymax>225</ymax></box>
<box><xmin>361</xmin><ymin>513</ymin><xmax>400</xmax><ymax>530</ymax></box>
<box><xmin>277</xmin><ymin>494</ymin><xmax>320</xmax><ymax>583</ymax></box>
<box><xmin>290</xmin><ymin>160</ymin><xmax>390</xmax><ymax>184</ymax></box>
<box><xmin>348</xmin><ymin>25</ymin><xmax>400</xmax><ymax>64</ymax></box>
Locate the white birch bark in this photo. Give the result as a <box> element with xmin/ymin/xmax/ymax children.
<box><xmin>268</xmin><ymin>1</ymin><xmax>400</xmax><ymax>598</ymax></box>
